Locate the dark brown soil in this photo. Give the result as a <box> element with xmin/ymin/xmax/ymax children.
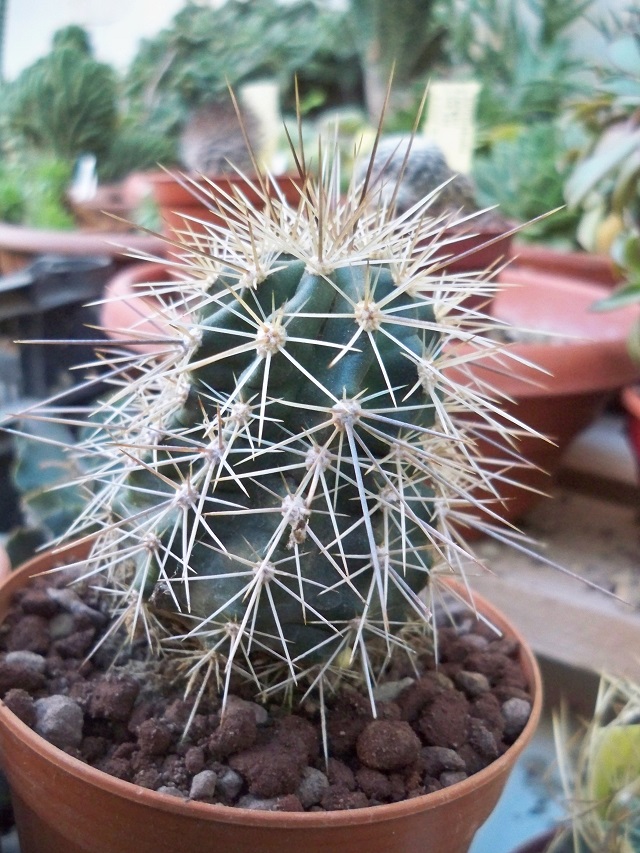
<box><xmin>0</xmin><ymin>569</ymin><xmax>533</xmax><ymax>812</ymax></box>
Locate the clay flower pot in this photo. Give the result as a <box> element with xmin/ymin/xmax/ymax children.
<box><xmin>0</xmin><ymin>541</ymin><xmax>542</xmax><ymax>853</ymax></box>
<box><xmin>145</xmin><ymin>171</ymin><xmax>306</xmax><ymax>239</ymax></box>
<box><xmin>621</xmin><ymin>384</ymin><xmax>640</xmax><ymax>472</ymax></box>
<box><xmin>447</xmin><ymin>266</ymin><xmax>640</xmax><ymax>525</ymax></box>
<box><xmin>0</xmin><ymin>221</ymin><xmax>165</xmax><ymax>275</ymax></box>
<box><xmin>508</xmin><ymin>243</ymin><xmax>622</xmax><ymax>289</ymax></box>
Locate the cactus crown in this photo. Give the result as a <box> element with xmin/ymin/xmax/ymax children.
<box><xmin>21</xmin><ymin>125</ymin><xmax>532</xmax><ymax>710</ymax></box>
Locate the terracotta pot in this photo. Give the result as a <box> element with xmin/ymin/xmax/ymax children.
<box><xmin>448</xmin><ymin>267</ymin><xmax>640</xmax><ymax>525</ymax></box>
<box><xmin>145</xmin><ymin>171</ymin><xmax>306</xmax><ymax>239</ymax></box>
<box><xmin>0</xmin><ymin>542</ymin><xmax>542</xmax><ymax>853</ymax></box>
<box><xmin>509</xmin><ymin>243</ymin><xmax>622</xmax><ymax>289</ymax></box>
<box><xmin>100</xmin><ymin>261</ymin><xmax>181</xmax><ymax>353</ymax></box>
<box><xmin>0</xmin><ymin>221</ymin><xmax>165</xmax><ymax>275</ymax></box>
<box><xmin>621</xmin><ymin>384</ymin><xmax>640</xmax><ymax>471</ymax></box>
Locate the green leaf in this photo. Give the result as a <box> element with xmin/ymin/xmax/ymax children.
<box><xmin>589</xmin><ymin>724</ymin><xmax>640</xmax><ymax>816</ymax></box>
<box><xmin>565</xmin><ymin>129</ymin><xmax>640</xmax><ymax>208</ymax></box>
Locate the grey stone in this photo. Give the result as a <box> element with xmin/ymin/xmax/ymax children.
<box><xmin>34</xmin><ymin>695</ymin><xmax>83</xmax><ymax>750</ymax></box>
<box><xmin>216</xmin><ymin>767</ymin><xmax>243</xmax><ymax>801</ymax></box>
<box><xmin>502</xmin><ymin>697</ymin><xmax>532</xmax><ymax>740</ymax></box>
<box><xmin>5</xmin><ymin>651</ymin><xmax>46</xmax><ymax>673</ymax></box>
<box><xmin>236</xmin><ymin>794</ymin><xmax>278</xmax><ymax>811</ymax></box>
<box><xmin>189</xmin><ymin>770</ymin><xmax>218</xmax><ymax>800</ymax></box>
<box><xmin>296</xmin><ymin>766</ymin><xmax>329</xmax><ymax>808</ymax></box>
<box><xmin>372</xmin><ymin>677</ymin><xmax>415</xmax><ymax>703</ymax></box>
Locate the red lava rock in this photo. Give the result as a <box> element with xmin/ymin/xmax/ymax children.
<box><xmin>356</xmin><ymin>720</ymin><xmax>421</xmax><ymax>771</ymax></box>
<box><xmin>355</xmin><ymin>766</ymin><xmax>392</xmax><ymax>800</ymax></box>
<box><xmin>274</xmin><ymin>714</ymin><xmax>320</xmax><ymax>763</ymax></box>
<box><xmin>0</xmin><ymin>658</ymin><xmax>46</xmax><ymax>695</ymax></box>
<box><xmin>137</xmin><ymin>719</ymin><xmax>174</xmax><ymax>756</ymax></box>
<box><xmin>229</xmin><ymin>745</ymin><xmax>304</xmax><ymax>798</ymax></box>
<box><xmin>419</xmin><ymin>690</ymin><xmax>469</xmax><ymax>748</ymax></box>
<box><xmin>53</xmin><ymin>628</ymin><xmax>96</xmax><ymax>659</ymax></box>
<box><xmin>20</xmin><ymin>590</ymin><xmax>59</xmax><ymax>618</ymax></box>
<box><xmin>396</xmin><ymin>672</ymin><xmax>450</xmax><ymax>721</ymax></box>
<box><xmin>320</xmin><ymin>785</ymin><xmax>369</xmax><ymax>811</ymax></box>
<box><xmin>6</xmin><ymin>615</ymin><xmax>50</xmax><ymax>654</ymax></box>
<box><xmin>274</xmin><ymin>794</ymin><xmax>304</xmax><ymax>812</ymax></box>
<box><xmin>326</xmin><ymin>757</ymin><xmax>356</xmax><ymax>790</ymax></box>
<box><xmin>209</xmin><ymin>703</ymin><xmax>257</xmax><ymax>758</ymax></box>
<box><xmin>88</xmin><ymin>677</ymin><xmax>140</xmax><ymax>722</ymax></box>
<box><xmin>2</xmin><ymin>688</ymin><xmax>36</xmax><ymax>726</ymax></box>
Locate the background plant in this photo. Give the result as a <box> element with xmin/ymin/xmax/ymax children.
<box><xmin>553</xmin><ymin>676</ymin><xmax>640</xmax><ymax>852</ymax></box>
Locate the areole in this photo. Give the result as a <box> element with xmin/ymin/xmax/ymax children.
<box><xmin>0</xmin><ymin>541</ymin><xmax>542</xmax><ymax>853</ymax></box>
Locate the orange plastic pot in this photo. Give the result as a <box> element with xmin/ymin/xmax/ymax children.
<box><xmin>0</xmin><ymin>542</ymin><xmax>542</xmax><ymax>853</ymax></box>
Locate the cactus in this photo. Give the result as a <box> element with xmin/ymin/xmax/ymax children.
<box><xmin>26</xmin><ymin>123</ymin><xmax>530</xmax><ymax>709</ymax></box>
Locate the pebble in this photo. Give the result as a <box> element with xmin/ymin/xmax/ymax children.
<box><xmin>216</xmin><ymin>767</ymin><xmax>243</xmax><ymax>801</ymax></box>
<box><xmin>372</xmin><ymin>678</ymin><xmax>415</xmax><ymax>703</ymax></box>
<box><xmin>502</xmin><ymin>697</ymin><xmax>532</xmax><ymax>740</ymax></box>
<box><xmin>34</xmin><ymin>695</ymin><xmax>83</xmax><ymax>750</ymax></box>
<box><xmin>156</xmin><ymin>785</ymin><xmax>185</xmax><ymax>799</ymax></box>
<box><xmin>296</xmin><ymin>766</ymin><xmax>329</xmax><ymax>808</ymax></box>
<box><xmin>189</xmin><ymin>770</ymin><xmax>218</xmax><ymax>800</ymax></box>
<box><xmin>236</xmin><ymin>794</ymin><xmax>278</xmax><ymax>811</ymax></box>
<box><xmin>46</xmin><ymin>588</ymin><xmax>107</xmax><ymax>626</ymax></box>
<box><xmin>454</xmin><ymin>670</ymin><xmax>490</xmax><ymax>698</ymax></box>
<box><xmin>440</xmin><ymin>770</ymin><xmax>468</xmax><ymax>787</ymax></box>
<box><xmin>5</xmin><ymin>650</ymin><xmax>46</xmax><ymax>673</ymax></box>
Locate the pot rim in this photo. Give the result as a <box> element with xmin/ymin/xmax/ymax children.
<box><xmin>0</xmin><ymin>542</ymin><xmax>543</xmax><ymax>830</ymax></box>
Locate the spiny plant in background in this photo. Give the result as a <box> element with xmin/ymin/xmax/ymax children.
<box><xmin>554</xmin><ymin>676</ymin><xmax>640</xmax><ymax>852</ymax></box>
<box><xmin>10</xmin><ymin>112</ymin><xmax>540</xmax><ymax>715</ymax></box>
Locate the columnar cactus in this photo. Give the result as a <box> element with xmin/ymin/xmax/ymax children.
<box><xmin>56</xmin><ymin>132</ymin><xmax>526</xmax><ymax>706</ymax></box>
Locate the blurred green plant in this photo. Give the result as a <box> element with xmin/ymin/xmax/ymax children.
<box><xmin>473</xmin><ymin>121</ymin><xmax>581</xmax><ymax>245</ymax></box>
<box><xmin>552</xmin><ymin>676</ymin><xmax>640</xmax><ymax>852</ymax></box>
<box><xmin>565</xmin><ymin>11</ymin><xmax>640</xmax><ymax>278</ymax></box>
<box><xmin>125</xmin><ymin>0</ymin><xmax>362</xmax><ymax>145</ymax></box>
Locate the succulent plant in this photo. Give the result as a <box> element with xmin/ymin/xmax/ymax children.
<box><xmin>554</xmin><ymin>676</ymin><xmax>640</xmax><ymax>852</ymax></box>
<box><xmin>16</xmin><ymin>119</ymin><xmax>533</xmax><ymax>711</ymax></box>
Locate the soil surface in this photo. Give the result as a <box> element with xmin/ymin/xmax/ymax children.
<box><xmin>0</xmin><ymin>569</ymin><xmax>533</xmax><ymax>812</ymax></box>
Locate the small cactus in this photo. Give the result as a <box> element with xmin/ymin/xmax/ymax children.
<box><xmin>23</xmin><ymin>122</ymin><xmax>532</xmax><ymax>708</ymax></box>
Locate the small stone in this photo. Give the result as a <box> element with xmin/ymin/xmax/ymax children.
<box><xmin>454</xmin><ymin>670</ymin><xmax>490</xmax><ymax>698</ymax></box>
<box><xmin>440</xmin><ymin>770</ymin><xmax>468</xmax><ymax>787</ymax></box>
<box><xmin>5</xmin><ymin>650</ymin><xmax>46</xmax><ymax>673</ymax></box>
<box><xmin>320</xmin><ymin>785</ymin><xmax>369</xmax><ymax>811</ymax></box>
<box><xmin>502</xmin><ymin>697</ymin><xmax>531</xmax><ymax>741</ymax></box>
<box><xmin>34</xmin><ymin>694</ymin><xmax>84</xmax><ymax>750</ymax></box>
<box><xmin>6</xmin><ymin>615</ymin><xmax>50</xmax><ymax>654</ymax></box>
<box><xmin>355</xmin><ymin>766</ymin><xmax>392</xmax><ymax>800</ymax></box>
<box><xmin>274</xmin><ymin>794</ymin><xmax>304</xmax><ymax>812</ymax></box>
<box><xmin>467</xmin><ymin>718</ymin><xmax>499</xmax><ymax>760</ymax></box>
<box><xmin>236</xmin><ymin>794</ymin><xmax>278</xmax><ymax>811</ymax></box>
<box><xmin>216</xmin><ymin>768</ymin><xmax>243</xmax><ymax>801</ymax></box>
<box><xmin>46</xmin><ymin>588</ymin><xmax>107</xmax><ymax>626</ymax></box>
<box><xmin>184</xmin><ymin>746</ymin><xmax>205</xmax><ymax>775</ymax></box>
<box><xmin>156</xmin><ymin>785</ymin><xmax>186</xmax><ymax>799</ymax></box>
<box><xmin>419</xmin><ymin>746</ymin><xmax>466</xmax><ymax>776</ymax></box>
<box><xmin>356</xmin><ymin>720</ymin><xmax>421</xmax><ymax>771</ymax></box>
<box><xmin>49</xmin><ymin>613</ymin><xmax>77</xmax><ymax>640</ymax></box>
<box><xmin>137</xmin><ymin>719</ymin><xmax>173</xmax><ymax>756</ymax></box>
<box><xmin>3</xmin><ymin>688</ymin><xmax>36</xmax><ymax>727</ymax></box>
<box><xmin>297</xmin><ymin>766</ymin><xmax>329</xmax><ymax>808</ymax></box>
<box><xmin>372</xmin><ymin>678</ymin><xmax>415</xmax><ymax>703</ymax></box>
<box><xmin>419</xmin><ymin>691</ymin><xmax>469</xmax><ymax>748</ymax></box>
<box><xmin>189</xmin><ymin>770</ymin><xmax>218</xmax><ymax>800</ymax></box>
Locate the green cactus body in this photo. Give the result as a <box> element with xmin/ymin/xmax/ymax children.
<box><xmin>49</xmin><ymin>135</ymin><xmax>523</xmax><ymax>703</ymax></box>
